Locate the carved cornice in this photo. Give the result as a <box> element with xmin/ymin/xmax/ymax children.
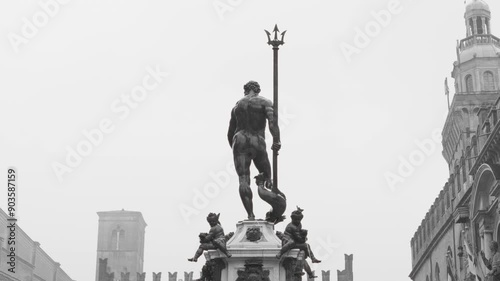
<box><xmin>455</xmin><ymin>206</ymin><xmax>470</xmax><ymax>223</ymax></box>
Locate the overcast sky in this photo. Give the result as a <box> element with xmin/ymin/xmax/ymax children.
<box><xmin>1</xmin><ymin>0</ymin><xmax>497</xmax><ymax>280</ymax></box>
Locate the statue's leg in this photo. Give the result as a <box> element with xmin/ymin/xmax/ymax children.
<box><xmin>277</xmin><ymin>241</ymin><xmax>296</xmax><ymax>258</ymax></box>
<box><xmin>213</xmin><ymin>239</ymin><xmax>232</xmax><ymax>258</ymax></box>
<box><xmin>233</xmin><ymin>134</ymin><xmax>254</xmax><ymax>220</ymax></box>
<box><xmin>254</xmin><ymin>137</ymin><xmax>286</xmax><ymax>197</ymax></box>
<box><xmin>188</xmin><ymin>246</ymin><xmax>205</xmax><ymax>262</ymax></box>
<box><xmin>253</xmin><ymin>136</ymin><xmax>272</xmax><ymax>183</ymax></box>
<box><xmin>306</xmin><ymin>243</ymin><xmax>321</xmax><ymax>263</ymax></box>
<box><xmin>304</xmin><ymin>261</ymin><xmax>316</xmax><ymax>278</ymax></box>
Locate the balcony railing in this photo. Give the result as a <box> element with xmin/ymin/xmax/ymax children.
<box><xmin>458</xmin><ymin>34</ymin><xmax>500</xmax><ymax>52</ymax></box>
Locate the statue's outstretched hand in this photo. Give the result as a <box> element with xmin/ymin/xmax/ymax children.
<box><xmin>272</xmin><ymin>142</ymin><xmax>281</xmax><ymax>151</ymax></box>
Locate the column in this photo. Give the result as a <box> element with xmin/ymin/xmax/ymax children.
<box><xmin>481</xmin><ymin>17</ymin><xmax>486</xmax><ymax>34</ymax></box>
<box><xmin>473</xmin><ymin>18</ymin><xmax>478</xmax><ymax>36</ymax></box>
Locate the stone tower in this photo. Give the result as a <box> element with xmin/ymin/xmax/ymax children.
<box><xmin>452</xmin><ymin>0</ymin><xmax>500</xmax><ymax>95</ymax></box>
<box><xmin>444</xmin><ymin>0</ymin><xmax>500</xmax><ymax>191</ymax></box>
<box><xmin>95</xmin><ymin>210</ymin><xmax>147</xmax><ymax>281</ymax></box>
<box><xmin>337</xmin><ymin>254</ymin><xmax>353</xmax><ymax>281</ymax></box>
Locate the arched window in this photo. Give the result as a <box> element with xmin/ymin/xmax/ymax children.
<box><xmin>466</xmin><ymin>75</ymin><xmax>474</xmax><ymax>93</ymax></box>
<box><xmin>478</xmin><ymin>17</ymin><xmax>484</xmax><ymax>34</ymax></box>
<box><xmin>110</xmin><ymin>226</ymin><xmax>126</xmax><ymax>250</ymax></box>
<box><xmin>483</xmin><ymin>71</ymin><xmax>495</xmax><ymax>91</ymax></box>
<box><xmin>436</xmin><ymin>263</ymin><xmax>441</xmax><ymax>281</ymax></box>
<box><xmin>426</xmin><ymin>275</ymin><xmax>430</xmax><ymax>281</ymax></box>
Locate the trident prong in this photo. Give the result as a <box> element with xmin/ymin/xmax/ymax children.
<box><xmin>264</xmin><ymin>24</ymin><xmax>286</xmax><ymax>47</ymax></box>
<box><xmin>273</xmin><ymin>24</ymin><xmax>279</xmax><ymax>40</ymax></box>
<box><xmin>280</xmin><ymin>30</ymin><xmax>287</xmax><ymax>43</ymax></box>
<box><xmin>265</xmin><ymin>30</ymin><xmax>272</xmax><ymax>44</ymax></box>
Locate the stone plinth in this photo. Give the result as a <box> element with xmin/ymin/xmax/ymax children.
<box><xmin>204</xmin><ymin>220</ymin><xmax>302</xmax><ymax>281</ymax></box>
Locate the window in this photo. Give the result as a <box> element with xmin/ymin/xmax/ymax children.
<box><xmin>466</xmin><ymin>75</ymin><xmax>474</xmax><ymax>93</ymax></box>
<box><xmin>436</xmin><ymin>263</ymin><xmax>441</xmax><ymax>281</ymax></box>
<box><xmin>472</xmin><ymin>136</ymin><xmax>478</xmax><ymax>157</ymax></box>
<box><xmin>441</xmin><ymin>197</ymin><xmax>445</xmax><ymax>216</ymax></box>
<box><xmin>446</xmin><ymin>187</ymin><xmax>450</xmax><ymax>208</ymax></box>
<box><xmin>450</xmin><ymin>176</ymin><xmax>456</xmax><ymax>199</ymax></box>
<box><xmin>466</xmin><ymin>146</ymin><xmax>472</xmax><ymax>169</ymax></box>
<box><xmin>456</xmin><ymin>168</ymin><xmax>461</xmax><ymax>192</ymax></box>
<box><xmin>111</xmin><ymin>226</ymin><xmax>126</xmax><ymax>250</ymax></box>
<box><xmin>477</xmin><ymin>17</ymin><xmax>484</xmax><ymax>34</ymax></box>
<box><xmin>484</xmin><ymin>71</ymin><xmax>495</xmax><ymax>91</ymax></box>
<box><xmin>462</xmin><ymin>157</ymin><xmax>467</xmax><ymax>185</ymax></box>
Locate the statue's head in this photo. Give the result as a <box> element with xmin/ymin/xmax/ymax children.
<box><xmin>491</xmin><ymin>241</ymin><xmax>499</xmax><ymax>252</ymax></box>
<box><xmin>290</xmin><ymin>206</ymin><xmax>304</xmax><ymax>223</ymax></box>
<box><xmin>244</xmin><ymin>81</ymin><xmax>261</xmax><ymax>95</ymax></box>
<box><xmin>206</xmin><ymin>213</ymin><xmax>220</xmax><ymax>226</ymax></box>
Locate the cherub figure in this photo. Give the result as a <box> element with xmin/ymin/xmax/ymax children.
<box><xmin>188</xmin><ymin>213</ymin><xmax>233</xmax><ymax>262</ymax></box>
<box><xmin>276</xmin><ymin>207</ymin><xmax>321</xmax><ymax>279</ymax></box>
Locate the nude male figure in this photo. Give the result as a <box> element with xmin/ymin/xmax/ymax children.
<box><xmin>227</xmin><ymin>81</ymin><xmax>282</xmax><ymax>220</ymax></box>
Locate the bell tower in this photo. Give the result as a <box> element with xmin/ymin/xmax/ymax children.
<box><xmin>95</xmin><ymin>210</ymin><xmax>147</xmax><ymax>281</ymax></box>
<box><xmin>452</xmin><ymin>0</ymin><xmax>500</xmax><ymax>95</ymax></box>
<box><xmin>442</xmin><ymin>0</ymin><xmax>500</xmax><ymax>176</ymax></box>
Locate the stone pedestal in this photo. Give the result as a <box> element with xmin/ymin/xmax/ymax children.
<box><xmin>204</xmin><ymin>220</ymin><xmax>302</xmax><ymax>281</ymax></box>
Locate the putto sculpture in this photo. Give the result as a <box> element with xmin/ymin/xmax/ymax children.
<box><xmin>227</xmin><ymin>80</ymin><xmax>285</xmax><ymax>221</ymax></box>
<box><xmin>276</xmin><ymin>207</ymin><xmax>321</xmax><ymax>279</ymax></box>
<box><xmin>188</xmin><ymin>213</ymin><xmax>233</xmax><ymax>262</ymax></box>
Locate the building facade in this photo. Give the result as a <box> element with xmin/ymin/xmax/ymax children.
<box><xmin>95</xmin><ymin>210</ymin><xmax>146</xmax><ymax>281</ymax></box>
<box><xmin>0</xmin><ymin>208</ymin><xmax>74</xmax><ymax>281</ymax></box>
<box><xmin>409</xmin><ymin>1</ymin><xmax>500</xmax><ymax>281</ymax></box>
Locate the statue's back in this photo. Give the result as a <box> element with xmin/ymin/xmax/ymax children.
<box><xmin>234</xmin><ymin>95</ymin><xmax>270</xmax><ymax>135</ymax></box>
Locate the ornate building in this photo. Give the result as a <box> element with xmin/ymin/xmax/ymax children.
<box><xmin>409</xmin><ymin>1</ymin><xmax>500</xmax><ymax>281</ymax></box>
<box><xmin>0</xmin><ymin>208</ymin><xmax>74</xmax><ymax>281</ymax></box>
<box><xmin>95</xmin><ymin>210</ymin><xmax>147</xmax><ymax>281</ymax></box>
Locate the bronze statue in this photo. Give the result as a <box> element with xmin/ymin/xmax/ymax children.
<box><xmin>276</xmin><ymin>207</ymin><xmax>321</xmax><ymax>279</ymax></box>
<box><xmin>228</xmin><ymin>81</ymin><xmax>284</xmax><ymax>220</ymax></box>
<box><xmin>188</xmin><ymin>213</ymin><xmax>233</xmax><ymax>262</ymax></box>
<box><xmin>481</xmin><ymin>241</ymin><xmax>500</xmax><ymax>281</ymax></box>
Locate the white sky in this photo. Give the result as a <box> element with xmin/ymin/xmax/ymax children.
<box><xmin>1</xmin><ymin>0</ymin><xmax>497</xmax><ymax>280</ymax></box>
